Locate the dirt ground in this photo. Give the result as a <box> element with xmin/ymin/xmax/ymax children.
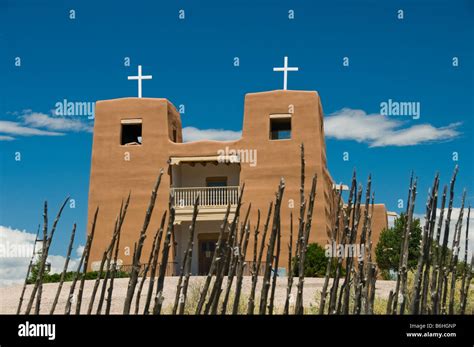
<box><xmin>1</xmin><ymin>276</ymin><xmax>396</xmax><ymax>314</ymax></box>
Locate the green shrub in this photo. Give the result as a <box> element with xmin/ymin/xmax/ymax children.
<box><xmin>375</xmin><ymin>213</ymin><xmax>422</xmax><ymax>279</ymax></box>
<box><xmin>27</xmin><ymin>269</ymin><xmax>129</xmax><ymax>284</ymax></box>
<box><xmin>292</xmin><ymin>243</ymin><xmax>344</xmax><ymax>277</ymax></box>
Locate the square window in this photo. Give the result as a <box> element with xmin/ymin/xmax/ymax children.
<box><xmin>270</xmin><ymin>116</ymin><xmax>291</xmax><ymax>140</ymax></box>
<box><xmin>121</xmin><ymin>119</ymin><xmax>142</xmax><ymax>145</ymax></box>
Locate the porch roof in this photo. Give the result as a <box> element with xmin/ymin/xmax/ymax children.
<box><xmin>169</xmin><ymin>155</ymin><xmax>240</xmax><ymax>165</ymax></box>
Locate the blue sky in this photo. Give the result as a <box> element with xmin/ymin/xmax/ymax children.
<box><xmin>0</xmin><ymin>0</ymin><xmax>473</xmax><ymax>263</ymax></box>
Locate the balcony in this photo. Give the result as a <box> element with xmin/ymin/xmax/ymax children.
<box><xmin>172</xmin><ymin>186</ymin><xmax>239</xmax><ymax>208</ymax></box>
<box><xmin>172</xmin><ymin>186</ymin><xmax>240</xmax><ymax>223</ymax></box>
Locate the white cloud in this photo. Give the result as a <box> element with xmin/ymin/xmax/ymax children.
<box><xmin>415</xmin><ymin>207</ymin><xmax>474</xmax><ymax>260</ymax></box>
<box><xmin>0</xmin><ymin>226</ymin><xmax>37</xmax><ymax>252</ymax></box>
<box><xmin>21</xmin><ymin>112</ymin><xmax>92</xmax><ymax>133</ymax></box>
<box><xmin>47</xmin><ymin>255</ymin><xmax>79</xmax><ymax>276</ymax></box>
<box><xmin>0</xmin><ymin>226</ymin><xmax>79</xmax><ymax>287</ymax></box>
<box><xmin>0</xmin><ymin>226</ymin><xmax>37</xmax><ymax>287</ymax></box>
<box><xmin>76</xmin><ymin>245</ymin><xmax>85</xmax><ymax>257</ymax></box>
<box><xmin>182</xmin><ymin>126</ymin><xmax>241</xmax><ymax>142</ymax></box>
<box><xmin>0</xmin><ymin>121</ymin><xmax>64</xmax><ymax>137</ymax></box>
<box><xmin>0</xmin><ymin>110</ymin><xmax>93</xmax><ymax>140</ymax></box>
<box><xmin>324</xmin><ymin>108</ymin><xmax>461</xmax><ymax>147</ymax></box>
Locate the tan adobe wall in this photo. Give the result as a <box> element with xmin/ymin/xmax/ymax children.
<box><xmin>87</xmin><ymin>91</ymin><xmax>387</xmax><ymax>272</ymax></box>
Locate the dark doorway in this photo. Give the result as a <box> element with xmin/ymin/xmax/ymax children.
<box><xmin>198</xmin><ymin>234</ymin><xmax>218</xmax><ymax>275</ymax></box>
<box><xmin>206</xmin><ymin>176</ymin><xmax>228</xmax><ymax>187</ymax></box>
<box><xmin>206</xmin><ymin>177</ymin><xmax>228</xmax><ymax>206</ymax></box>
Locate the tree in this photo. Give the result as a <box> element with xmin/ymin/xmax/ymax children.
<box><xmin>292</xmin><ymin>243</ymin><xmax>342</xmax><ymax>277</ymax></box>
<box><xmin>28</xmin><ymin>252</ymin><xmax>50</xmax><ymax>284</ymax></box>
<box><xmin>375</xmin><ymin>213</ymin><xmax>422</xmax><ymax>279</ymax></box>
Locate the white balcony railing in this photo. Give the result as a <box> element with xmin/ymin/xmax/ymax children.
<box><xmin>172</xmin><ymin>186</ymin><xmax>239</xmax><ymax>208</ymax></box>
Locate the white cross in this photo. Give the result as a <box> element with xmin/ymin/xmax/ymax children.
<box><xmin>273</xmin><ymin>56</ymin><xmax>299</xmax><ymax>90</ymax></box>
<box><xmin>127</xmin><ymin>65</ymin><xmax>153</xmax><ymax>98</ymax></box>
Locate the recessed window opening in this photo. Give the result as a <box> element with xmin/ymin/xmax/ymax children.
<box><xmin>270</xmin><ymin>115</ymin><xmax>291</xmax><ymax>140</ymax></box>
<box><xmin>121</xmin><ymin>119</ymin><xmax>142</xmax><ymax>145</ymax></box>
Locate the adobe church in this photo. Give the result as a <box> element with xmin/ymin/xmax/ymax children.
<box><xmin>87</xmin><ymin>61</ymin><xmax>388</xmax><ymax>274</ymax></box>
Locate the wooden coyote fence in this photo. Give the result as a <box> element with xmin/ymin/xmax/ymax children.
<box><xmin>120</xmin><ymin>263</ymin><xmax>177</xmax><ymax>277</ymax></box>
<box><xmin>16</xmin><ymin>146</ymin><xmax>472</xmax><ymax>315</ymax></box>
